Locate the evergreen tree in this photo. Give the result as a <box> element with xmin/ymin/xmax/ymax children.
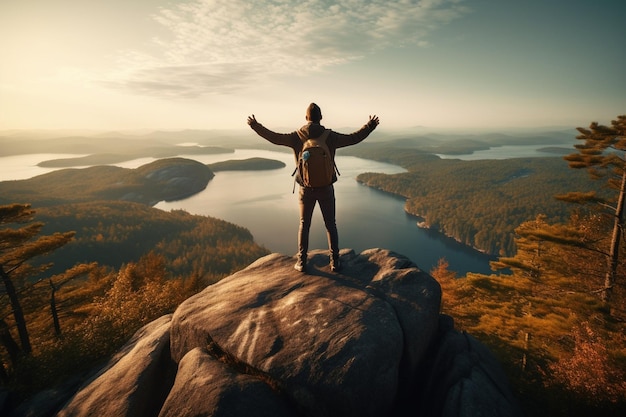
<box><xmin>491</xmin><ymin>214</ymin><xmax>586</xmax><ymax>284</ymax></box>
<box><xmin>0</xmin><ymin>204</ymin><xmax>74</xmax><ymax>358</ymax></box>
<box><xmin>44</xmin><ymin>263</ymin><xmax>98</xmax><ymax>337</ymax></box>
<box><xmin>557</xmin><ymin>115</ymin><xmax>626</xmax><ymax>303</ymax></box>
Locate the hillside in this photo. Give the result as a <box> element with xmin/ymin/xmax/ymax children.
<box><xmin>34</xmin><ymin>201</ymin><xmax>269</xmax><ymax>277</ymax></box>
<box><xmin>0</xmin><ymin>158</ymin><xmax>214</xmax><ymax>206</ymax></box>
<box><xmin>345</xmin><ymin>148</ymin><xmax>595</xmax><ymax>256</ymax></box>
<box><xmin>0</xmin><ymin>157</ymin><xmax>270</xmax><ymax>277</ymax></box>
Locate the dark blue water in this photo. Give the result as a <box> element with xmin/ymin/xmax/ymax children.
<box><xmin>339</xmin><ymin>185</ymin><xmax>495</xmax><ymax>275</ymax></box>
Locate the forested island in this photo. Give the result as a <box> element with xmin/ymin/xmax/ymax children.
<box><xmin>0</xmin><ymin>158</ymin><xmax>214</xmax><ymax>206</ymax></box>
<box><xmin>208</xmin><ymin>157</ymin><xmax>285</xmax><ymax>171</ymax></box>
<box><xmin>0</xmin><ymin>156</ymin><xmax>282</xmax><ymax>277</ymax></box>
<box><xmin>0</xmin><ymin>157</ymin><xmax>280</xmax><ymax>277</ymax></box>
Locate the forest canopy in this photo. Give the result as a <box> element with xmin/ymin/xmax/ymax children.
<box><xmin>0</xmin><ymin>157</ymin><xmax>270</xmax><ymax>280</ymax></box>
<box><xmin>353</xmin><ymin>154</ymin><xmax>595</xmax><ymax>256</ymax></box>
<box><xmin>34</xmin><ymin>201</ymin><xmax>269</xmax><ymax>278</ymax></box>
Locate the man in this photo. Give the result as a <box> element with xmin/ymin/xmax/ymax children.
<box><xmin>247</xmin><ymin>103</ymin><xmax>379</xmax><ymax>272</ymax></box>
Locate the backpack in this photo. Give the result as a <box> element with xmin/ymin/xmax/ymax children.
<box><xmin>292</xmin><ymin>129</ymin><xmax>340</xmax><ymax>190</ymax></box>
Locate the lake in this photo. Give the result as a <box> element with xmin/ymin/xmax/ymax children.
<box><xmin>436</xmin><ymin>143</ymin><xmax>571</xmax><ymax>160</ymax></box>
<box><xmin>0</xmin><ymin>148</ymin><xmax>505</xmax><ymax>275</ymax></box>
<box><xmin>153</xmin><ymin>149</ymin><xmax>496</xmax><ymax>275</ymax></box>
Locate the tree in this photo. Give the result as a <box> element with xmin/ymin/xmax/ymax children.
<box><xmin>0</xmin><ymin>204</ymin><xmax>74</xmax><ymax>357</ymax></box>
<box><xmin>548</xmin><ymin>321</ymin><xmax>626</xmax><ymax>404</ymax></box>
<box><xmin>430</xmin><ymin>258</ymin><xmax>460</xmax><ymax>313</ymax></box>
<box><xmin>44</xmin><ymin>263</ymin><xmax>98</xmax><ymax>338</ymax></box>
<box><xmin>557</xmin><ymin>115</ymin><xmax>626</xmax><ymax>303</ymax></box>
<box><xmin>491</xmin><ymin>215</ymin><xmax>549</xmax><ymax>281</ymax></box>
<box><xmin>491</xmin><ymin>214</ymin><xmax>587</xmax><ymax>286</ymax></box>
<box><xmin>430</xmin><ymin>258</ymin><xmax>457</xmax><ymax>281</ymax></box>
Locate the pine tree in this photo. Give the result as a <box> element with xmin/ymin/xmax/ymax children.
<box><xmin>45</xmin><ymin>263</ymin><xmax>97</xmax><ymax>337</ymax></box>
<box><xmin>557</xmin><ymin>115</ymin><xmax>626</xmax><ymax>303</ymax></box>
<box><xmin>491</xmin><ymin>214</ymin><xmax>586</xmax><ymax>282</ymax></box>
<box><xmin>0</xmin><ymin>204</ymin><xmax>74</xmax><ymax>357</ymax></box>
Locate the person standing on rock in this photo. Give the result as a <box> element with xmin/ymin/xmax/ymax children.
<box><xmin>247</xmin><ymin>103</ymin><xmax>379</xmax><ymax>273</ymax></box>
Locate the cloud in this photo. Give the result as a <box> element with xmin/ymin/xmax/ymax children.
<box><xmin>104</xmin><ymin>0</ymin><xmax>469</xmax><ymax>98</ymax></box>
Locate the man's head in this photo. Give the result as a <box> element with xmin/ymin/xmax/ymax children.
<box><xmin>306</xmin><ymin>103</ymin><xmax>322</xmax><ymax>123</ymax></box>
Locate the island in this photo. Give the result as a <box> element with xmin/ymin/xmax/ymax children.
<box><xmin>208</xmin><ymin>157</ymin><xmax>285</xmax><ymax>171</ymax></box>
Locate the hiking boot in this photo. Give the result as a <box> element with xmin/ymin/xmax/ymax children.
<box><xmin>294</xmin><ymin>258</ymin><xmax>306</xmax><ymax>272</ymax></box>
<box><xmin>330</xmin><ymin>256</ymin><xmax>341</xmax><ymax>272</ymax></box>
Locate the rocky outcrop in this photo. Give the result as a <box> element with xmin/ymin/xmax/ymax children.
<box><xmin>166</xmin><ymin>248</ymin><xmax>441</xmax><ymax>417</ymax></box>
<box><xmin>58</xmin><ymin>316</ymin><xmax>175</xmax><ymax>417</ymax></box>
<box><xmin>22</xmin><ymin>248</ymin><xmax>523</xmax><ymax>417</ymax></box>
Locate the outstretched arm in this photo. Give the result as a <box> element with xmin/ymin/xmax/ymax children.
<box><xmin>246</xmin><ymin>114</ymin><xmax>297</xmax><ymax>147</ymax></box>
<box><xmin>334</xmin><ymin>114</ymin><xmax>380</xmax><ymax>148</ymax></box>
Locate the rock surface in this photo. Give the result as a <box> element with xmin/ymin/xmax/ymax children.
<box><xmin>18</xmin><ymin>248</ymin><xmax>523</xmax><ymax>417</ymax></box>
<box><xmin>56</xmin><ymin>315</ymin><xmax>175</xmax><ymax>417</ymax></box>
<box><xmin>168</xmin><ymin>248</ymin><xmax>441</xmax><ymax>417</ymax></box>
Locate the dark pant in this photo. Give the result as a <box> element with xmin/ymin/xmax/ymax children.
<box><xmin>298</xmin><ymin>185</ymin><xmax>338</xmax><ymax>261</ymax></box>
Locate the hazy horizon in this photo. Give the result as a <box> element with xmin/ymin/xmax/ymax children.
<box><xmin>1</xmin><ymin>1</ymin><xmax>624</xmax><ymax>132</ymax></box>
<box><xmin>0</xmin><ymin>123</ymin><xmax>586</xmax><ymax>139</ymax></box>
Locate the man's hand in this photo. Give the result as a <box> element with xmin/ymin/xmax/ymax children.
<box><xmin>247</xmin><ymin>115</ymin><xmax>258</xmax><ymax>126</ymax></box>
<box><xmin>367</xmin><ymin>115</ymin><xmax>380</xmax><ymax>129</ymax></box>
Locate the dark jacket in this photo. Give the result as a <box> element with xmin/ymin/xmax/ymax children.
<box><xmin>250</xmin><ymin>121</ymin><xmax>376</xmax><ymax>164</ymax></box>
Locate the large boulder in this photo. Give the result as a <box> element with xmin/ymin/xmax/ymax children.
<box><xmin>169</xmin><ymin>248</ymin><xmax>441</xmax><ymax>417</ymax></box>
<box><xmin>57</xmin><ymin>315</ymin><xmax>175</xmax><ymax>417</ymax></box>
<box><xmin>40</xmin><ymin>248</ymin><xmax>523</xmax><ymax>417</ymax></box>
<box><xmin>158</xmin><ymin>347</ymin><xmax>294</xmax><ymax>417</ymax></box>
<box><xmin>416</xmin><ymin>315</ymin><xmax>524</xmax><ymax>417</ymax></box>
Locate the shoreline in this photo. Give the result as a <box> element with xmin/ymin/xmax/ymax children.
<box><xmin>356</xmin><ymin>179</ymin><xmax>494</xmax><ymax>258</ymax></box>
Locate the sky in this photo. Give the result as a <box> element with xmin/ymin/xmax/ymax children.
<box><xmin>1</xmin><ymin>0</ymin><xmax>624</xmax><ymax>132</ymax></box>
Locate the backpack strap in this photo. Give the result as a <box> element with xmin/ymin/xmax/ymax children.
<box><xmin>316</xmin><ymin>130</ymin><xmax>340</xmax><ymax>178</ymax></box>
<box><xmin>318</xmin><ymin>129</ymin><xmax>331</xmax><ymax>142</ymax></box>
<box><xmin>297</xmin><ymin>128</ymin><xmax>330</xmax><ymax>143</ymax></box>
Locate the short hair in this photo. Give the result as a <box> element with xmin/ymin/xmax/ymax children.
<box><xmin>306</xmin><ymin>103</ymin><xmax>322</xmax><ymax>123</ymax></box>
